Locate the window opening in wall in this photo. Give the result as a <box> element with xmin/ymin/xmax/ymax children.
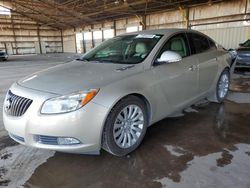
<box><xmin>104</xmin><ymin>29</ymin><xmax>114</xmax><ymax>39</ymax></box>
<box><xmin>76</xmin><ymin>33</ymin><xmax>83</xmax><ymax>53</ymax></box>
<box><xmin>93</xmin><ymin>30</ymin><xmax>102</xmax><ymax>40</ymax></box>
<box><xmin>126</xmin><ymin>25</ymin><xmax>142</xmax><ymax>33</ymax></box>
<box><xmin>0</xmin><ymin>6</ymin><xmax>11</xmax><ymax>15</ymax></box>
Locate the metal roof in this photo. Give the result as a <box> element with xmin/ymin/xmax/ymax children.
<box><xmin>0</xmin><ymin>0</ymin><xmax>224</xmax><ymax>29</ymax></box>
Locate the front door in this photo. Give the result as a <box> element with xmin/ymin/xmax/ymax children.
<box><xmin>153</xmin><ymin>33</ymin><xmax>199</xmax><ymax>110</ymax></box>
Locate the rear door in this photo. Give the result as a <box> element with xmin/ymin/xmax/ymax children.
<box><xmin>187</xmin><ymin>32</ymin><xmax>219</xmax><ymax>94</ymax></box>
<box><xmin>152</xmin><ymin>32</ymin><xmax>199</xmax><ymax>110</ymax></box>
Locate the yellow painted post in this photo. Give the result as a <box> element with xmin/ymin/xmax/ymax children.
<box><xmin>185</xmin><ymin>8</ymin><xmax>190</xmax><ymax>30</ymax></box>
<box><xmin>180</xmin><ymin>6</ymin><xmax>189</xmax><ymax>29</ymax></box>
<box><xmin>248</xmin><ymin>27</ymin><xmax>250</xmax><ymax>39</ymax></box>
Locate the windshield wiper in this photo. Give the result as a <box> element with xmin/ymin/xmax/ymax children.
<box><xmin>76</xmin><ymin>58</ymin><xmax>89</xmax><ymax>61</ymax></box>
<box><xmin>76</xmin><ymin>57</ymin><xmax>127</xmax><ymax>64</ymax></box>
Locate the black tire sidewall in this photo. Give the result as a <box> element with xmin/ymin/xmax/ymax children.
<box><xmin>103</xmin><ymin>96</ymin><xmax>148</xmax><ymax>156</ymax></box>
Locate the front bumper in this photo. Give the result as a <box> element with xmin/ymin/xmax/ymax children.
<box><xmin>0</xmin><ymin>56</ymin><xmax>8</xmax><ymax>60</ymax></box>
<box><xmin>3</xmin><ymin>83</ymin><xmax>109</xmax><ymax>154</ymax></box>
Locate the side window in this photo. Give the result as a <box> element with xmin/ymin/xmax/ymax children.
<box><xmin>188</xmin><ymin>33</ymin><xmax>210</xmax><ymax>54</ymax></box>
<box><xmin>157</xmin><ymin>33</ymin><xmax>190</xmax><ymax>59</ymax></box>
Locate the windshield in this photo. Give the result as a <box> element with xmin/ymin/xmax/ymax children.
<box><xmin>242</xmin><ymin>39</ymin><xmax>250</xmax><ymax>47</ymax></box>
<box><xmin>80</xmin><ymin>34</ymin><xmax>162</xmax><ymax>64</ymax></box>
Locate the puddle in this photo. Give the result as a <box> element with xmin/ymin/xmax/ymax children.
<box><xmin>155</xmin><ymin>144</ymin><xmax>250</xmax><ymax>188</ymax></box>
<box><xmin>227</xmin><ymin>92</ymin><xmax>250</xmax><ymax>103</ymax></box>
<box><xmin>12</xmin><ymin>101</ymin><xmax>250</xmax><ymax>187</ymax></box>
<box><xmin>164</xmin><ymin>145</ymin><xmax>188</xmax><ymax>157</ymax></box>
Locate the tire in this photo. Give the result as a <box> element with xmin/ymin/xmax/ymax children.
<box><xmin>215</xmin><ymin>69</ymin><xmax>230</xmax><ymax>103</ymax></box>
<box><xmin>102</xmin><ymin>96</ymin><xmax>148</xmax><ymax>156</ymax></box>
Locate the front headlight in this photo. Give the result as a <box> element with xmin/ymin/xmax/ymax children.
<box><xmin>41</xmin><ymin>89</ymin><xmax>99</xmax><ymax>114</ymax></box>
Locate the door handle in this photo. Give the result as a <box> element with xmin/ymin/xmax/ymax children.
<box><xmin>188</xmin><ymin>65</ymin><xmax>197</xmax><ymax>71</ymax></box>
<box><xmin>210</xmin><ymin>57</ymin><xmax>217</xmax><ymax>62</ymax></box>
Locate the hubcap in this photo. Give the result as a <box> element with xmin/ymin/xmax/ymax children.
<box><xmin>218</xmin><ymin>73</ymin><xmax>229</xmax><ymax>99</ymax></box>
<box><xmin>113</xmin><ymin>105</ymin><xmax>144</xmax><ymax>149</ymax></box>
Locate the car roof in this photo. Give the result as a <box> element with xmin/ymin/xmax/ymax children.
<box><xmin>119</xmin><ymin>28</ymin><xmax>216</xmax><ymax>43</ymax></box>
<box><xmin>121</xmin><ymin>28</ymin><xmax>196</xmax><ymax>36</ymax></box>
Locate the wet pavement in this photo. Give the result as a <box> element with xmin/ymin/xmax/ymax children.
<box><xmin>230</xmin><ymin>74</ymin><xmax>250</xmax><ymax>93</ymax></box>
<box><xmin>0</xmin><ymin>55</ymin><xmax>250</xmax><ymax>188</ymax></box>
<box><xmin>22</xmin><ymin>101</ymin><xmax>250</xmax><ymax>188</ymax></box>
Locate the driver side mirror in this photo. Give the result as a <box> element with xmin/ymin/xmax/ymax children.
<box><xmin>239</xmin><ymin>43</ymin><xmax>243</xmax><ymax>47</ymax></box>
<box><xmin>157</xmin><ymin>51</ymin><xmax>182</xmax><ymax>64</ymax></box>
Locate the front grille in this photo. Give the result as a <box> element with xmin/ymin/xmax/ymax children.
<box><xmin>9</xmin><ymin>133</ymin><xmax>25</xmax><ymax>143</ymax></box>
<box><xmin>5</xmin><ymin>90</ymin><xmax>33</xmax><ymax>117</ymax></box>
<box><xmin>35</xmin><ymin>135</ymin><xmax>58</xmax><ymax>145</ymax></box>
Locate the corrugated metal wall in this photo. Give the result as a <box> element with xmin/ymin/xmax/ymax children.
<box><xmin>63</xmin><ymin>0</ymin><xmax>250</xmax><ymax>53</ymax></box>
<box><xmin>63</xmin><ymin>28</ymin><xmax>76</xmax><ymax>53</ymax></box>
<box><xmin>198</xmin><ymin>26</ymin><xmax>249</xmax><ymax>49</ymax></box>
<box><xmin>0</xmin><ymin>12</ymin><xmax>63</xmax><ymax>54</ymax></box>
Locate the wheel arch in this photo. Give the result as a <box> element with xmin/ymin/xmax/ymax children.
<box><xmin>100</xmin><ymin>92</ymin><xmax>152</xmax><ymax>148</ymax></box>
<box><xmin>105</xmin><ymin>93</ymin><xmax>152</xmax><ymax>126</ymax></box>
<box><xmin>207</xmin><ymin>66</ymin><xmax>230</xmax><ymax>103</ymax></box>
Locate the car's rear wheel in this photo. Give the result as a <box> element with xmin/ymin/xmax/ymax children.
<box><xmin>208</xmin><ymin>69</ymin><xmax>230</xmax><ymax>103</ymax></box>
<box><xmin>102</xmin><ymin>96</ymin><xmax>148</xmax><ymax>156</ymax></box>
<box><xmin>216</xmin><ymin>69</ymin><xmax>230</xmax><ymax>103</ymax></box>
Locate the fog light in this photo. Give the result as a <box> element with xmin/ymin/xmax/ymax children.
<box><xmin>57</xmin><ymin>137</ymin><xmax>81</xmax><ymax>145</ymax></box>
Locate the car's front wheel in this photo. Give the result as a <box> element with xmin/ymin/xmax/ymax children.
<box><xmin>102</xmin><ymin>96</ymin><xmax>148</xmax><ymax>156</ymax></box>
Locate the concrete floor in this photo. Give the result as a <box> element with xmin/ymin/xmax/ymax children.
<box><xmin>0</xmin><ymin>54</ymin><xmax>250</xmax><ymax>188</ymax></box>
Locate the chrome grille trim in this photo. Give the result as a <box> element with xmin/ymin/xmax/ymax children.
<box><xmin>5</xmin><ymin>90</ymin><xmax>33</xmax><ymax>117</ymax></box>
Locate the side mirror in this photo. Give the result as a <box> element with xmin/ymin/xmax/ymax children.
<box><xmin>157</xmin><ymin>51</ymin><xmax>182</xmax><ymax>64</ymax></box>
<box><xmin>239</xmin><ymin>43</ymin><xmax>243</xmax><ymax>47</ymax></box>
<box><xmin>76</xmin><ymin>54</ymin><xmax>85</xmax><ymax>61</ymax></box>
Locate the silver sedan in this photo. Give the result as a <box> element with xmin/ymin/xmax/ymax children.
<box><xmin>3</xmin><ymin>29</ymin><xmax>231</xmax><ymax>156</ymax></box>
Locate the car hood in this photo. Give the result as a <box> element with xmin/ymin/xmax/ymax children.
<box><xmin>18</xmin><ymin>60</ymin><xmax>143</xmax><ymax>95</ymax></box>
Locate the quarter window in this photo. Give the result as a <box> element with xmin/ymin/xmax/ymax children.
<box><xmin>208</xmin><ymin>38</ymin><xmax>217</xmax><ymax>49</ymax></box>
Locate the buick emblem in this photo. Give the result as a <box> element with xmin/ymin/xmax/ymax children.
<box><xmin>5</xmin><ymin>97</ymin><xmax>12</xmax><ymax>111</ymax></box>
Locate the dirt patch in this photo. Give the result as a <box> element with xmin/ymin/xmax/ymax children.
<box><xmin>0</xmin><ymin>167</ymin><xmax>8</xmax><ymax>178</ymax></box>
<box><xmin>1</xmin><ymin>152</ymin><xmax>12</xmax><ymax>160</ymax></box>
<box><xmin>230</xmin><ymin>77</ymin><xmax>250</xmax><ymax>93</ymax></box>
<box><xmin>0</xmin><ymin>136</ymin><xmax>18</xmax><ymax>150</ymax></box>
<box><xmin>0</xmin><ymin>180</ymin><xmax>10</xmax><ymax>186</ymax></box>
<box><xmin>0</xmin><ymin>167</ymin><xmax>9</xmax><ymax>186</ymax></box>
<box><xmin>216</xmin><ymin>150</ymin><xmax>233</xmax><ymax>167</ymax></box>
